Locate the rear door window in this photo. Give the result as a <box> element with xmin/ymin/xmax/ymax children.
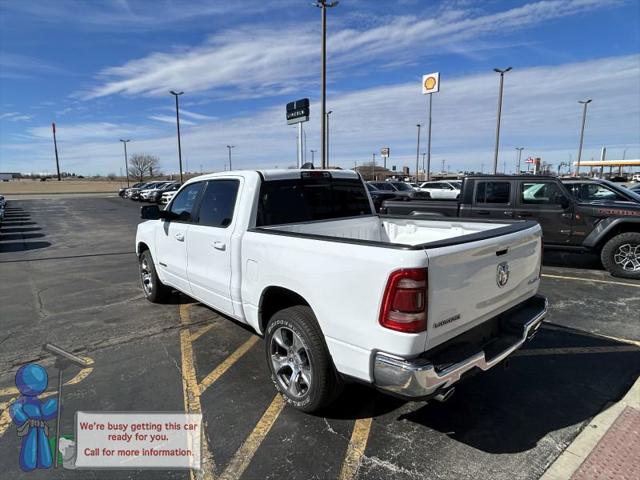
<box><xmin>475</xmin><ymin>181</ymin><xmax>511</xmax><ymax>204</ymax></box>
<box><xmin>520</xmin><ymin>182</ymin><xmax>567</xmax><ymax>205</ymax></box>
<box><xmin>197</xmin><ymin>180</ymin><xmax>240</xmax><ymax>228</ymax></box>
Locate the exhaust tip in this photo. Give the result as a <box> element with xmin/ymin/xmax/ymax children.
<box><xmin>434</xmin><ymin>387</ymin><xmax>455</xmax><ymax>403</ymax></box>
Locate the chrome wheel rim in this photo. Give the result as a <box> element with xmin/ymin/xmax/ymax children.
<box><xmin>140</xmin><ymin>257</ymin><xmax>154</xmax><ymax>295</ymax></box>
<box><xmin>613</xmin><ymin>243</ymin><xmax>640</xmax><ymax>272</ymax></box>
<box><xmin>270</xmin><ymin>326</ymin><xmax>312</xmax><ymax>398</ymax></box>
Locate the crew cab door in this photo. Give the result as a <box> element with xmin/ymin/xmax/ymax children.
<box><xmin>155</xmin><ymin>182</ymin><xmax>205</xmax><ymax>293</ymax></box>
<box><xmin>469</xmin><ymin>179</ymin><xmax>515</xmax><ymax>220</ymax></box>
<box><xmin>186</xmin><ymin>178</ymin><xmax>241</xmax><ymax>316</ymax></box>
<box><xmin>514</xmin><ymin>180</ymin><xmax>573</xmax><ymax>244</ymax></box>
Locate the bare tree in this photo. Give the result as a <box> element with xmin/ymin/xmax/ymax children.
<box><xmin>128</xmin><ymin>154</ymin><xmax>161</xmax><ymax>181</ymax></box>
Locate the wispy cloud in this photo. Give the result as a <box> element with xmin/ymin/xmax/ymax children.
<box><xmin>7</xmin><ymin>54</ymin><xmax>638</xmax><ymax>174</ymax></box>
<box><xmin>84</xmin><ymin>0</ymin><xmax>619</xmax><ymax>99</ymax></box>
<box><xmin>26</xmin><ymin>122</ymin><xmax>160</xmax><ymax>142</ymax></box>
<box><xmin>0</xmin><ymin>112</ymin><xmax>32</xmax><ymax>122</ymax></box>
<box><xmin>149</xmin><ymin>115</ymin><xmax>196</xmax><ymax>126</ymax></box>
<box><xmin>0</xmin><ymin>53</ymin><xmax>66</xmax><ymax>80</ymax></box>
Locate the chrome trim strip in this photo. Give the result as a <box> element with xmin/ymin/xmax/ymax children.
<box><xmin>373</xmin><ymin>296</ymin><xmax>548</xmax><ymax>398</ymax></box>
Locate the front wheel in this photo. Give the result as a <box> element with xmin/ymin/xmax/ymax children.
<box><xmin>139</xmin><ymin>250</ymin><xmax>172</xmax><ymax>302</ymax></box>
<box><xmin>265</xmin><ymin>306</ymin><xmax>341</xmax><ymax>413</ymax></box>
<box><xmin>600</xmin><ymin>232</ymin><xmax>640</xmax><ymax>279</ymax></box>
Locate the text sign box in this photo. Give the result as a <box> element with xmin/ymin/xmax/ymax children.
<box><xmin>75</xmin><ymin>412</ymin><xmax>202</xmax><ymax>469</ymax></box>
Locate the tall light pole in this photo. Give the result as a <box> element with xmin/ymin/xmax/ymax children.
<box><xmin>310</xmin><ymin>149</ymin><xmax>317</xmax><ymax>165</ymax></box>
<box><xmin>120</xmin><ymin>139</ymin><xmax>130</xmax><ymax>187</ymax></box>
<box><xmin>372</xmin><ymin>153</ymin><xmax>376</xmax><ymax>181</ymax></box>
<box><xmin>325</xmin><ymin>110</ymin><xmax>333</xmax><ymax>167</ymax></box>
<box><xmin>421</xmin><ymin>152</ymin><xmax>426</xmax><ymax>179</ymax></box>
<box><xmin>170</xmin><ymin>90</ymin><xmax>184</xmax><ymax>183</ymax></box>
<box><xmin>227</xmin><ymin>145</ymin><xmax>235</xmax><ymax>171</ymax></box>
<box><xmin>493</xmin><ymin>67</ymin><xmax>512</xmax><ymax>174</ymax></box>
<box><xmin>415</xmin><ymin>124</ymin><xmax>422</xmax><ymax>181</ymax></box>
<box><xmin>576</xmin><ymin>99</ymin><xmax>592</xmax><ymax>176</ymax></box>
<box><xmin>314</xmin><ymin>0</ymin><xmax>339</xmax><ymax>169</ymax></box>
<box><xmin>52</xmin><ymin>122</ymin><xmax>61</xmax><ymax>181</ymax></box>
<box><xmin>515</xmin><ymin>147</ymin><xmax>524</xmax><ymax>174</ymax></box>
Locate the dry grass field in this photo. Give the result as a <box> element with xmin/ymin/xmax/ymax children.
<box><xmin>1</xmin><ymin>179</ymin><xmax>124</xmax><ymax>194</ymax></box>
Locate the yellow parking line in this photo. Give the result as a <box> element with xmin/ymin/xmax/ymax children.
<box><xmin>339</xmin><ymin>414</ymin><xmax>374</xmax><ymax>480</ymax></box>
<box><xmin>514</xmin><ymin>345</ymin><xmax>639</xmax><ymax>357</ymax></box>
<box><xmin>218</xmin><ymin>394</ymin><xmax>286</xmax><ymax>480</ymax></box>
<box><xmin>199</xmin><ymin>336</ymin><xmax>259</xmax><ymax>394</ymax></box>
<box><xmin>191</xmin><ymin>324</ymin><xmax>215</xmax><ymax>342</ymax></box>
<box><xmin>541</xmin><ymin>273</ymin><xmax>640</xmax><ymax>288</ymax></box>
<box><xmin>179</xmin><ymin>303</ymin><xmax>215</xmax><ymax>480</ymax></box>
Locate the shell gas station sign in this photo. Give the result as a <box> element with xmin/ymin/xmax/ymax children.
<box><xmin>422</xmin><ymin>72</ymin><xmax>440</xmax><ymax>94</ymax></box>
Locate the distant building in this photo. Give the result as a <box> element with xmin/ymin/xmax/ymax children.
<box><xmin>0</xmin><ymin>172</ymin><xmax>20</xmax><ymax>181</ymax></box>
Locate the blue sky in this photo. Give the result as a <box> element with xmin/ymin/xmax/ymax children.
<box><xmin>1</xmin><ymin>0</ymin><xmax>639</xmax><ymax>175</ymax></box>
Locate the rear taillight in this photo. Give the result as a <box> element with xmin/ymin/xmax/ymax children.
<box><xmin>379</xmin><ymin>268</ymin><xmax>428</xmax><ymax>333</ymax></box>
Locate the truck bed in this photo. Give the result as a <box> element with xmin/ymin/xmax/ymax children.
<box><xmin>256</xmin><ymin>215</ymin><xmax>535</xmax><ymax>249</ymax></box>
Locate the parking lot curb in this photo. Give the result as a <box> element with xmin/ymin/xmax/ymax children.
<box><xmin>540</xmin><ymin>374</ymin><xmax>640</xmax><ymax>480</ymax></box>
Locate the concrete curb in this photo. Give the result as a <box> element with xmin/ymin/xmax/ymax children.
<box><xmin>540</xmin><ymin>374</ymin><xmax>640</xmax><ymax>480</ymax></box>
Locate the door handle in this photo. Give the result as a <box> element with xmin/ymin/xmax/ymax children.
<box><xmin>174</xmin><ymin>232</ymin><xmax>184</xmax><ymax>241</ymax></box>
<box><xmin>213</xmin><ymin>241</ymin><xmax>226</xmax><ymax>251</ymax></box>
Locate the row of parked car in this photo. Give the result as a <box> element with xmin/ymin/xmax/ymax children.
<box><xmin>365</xmin><ymin>179</ymin><xmax>463</xmax><ymax>210</ymax></box>
<box><xmin>119</xmin><ymin>181</ymin><xmax>181</xmax><ymax>205</ymax></box>
<box><xmin>0</xmin><ymin>194</ymin><xmax>6</xmax><ymax>226</ymax></box>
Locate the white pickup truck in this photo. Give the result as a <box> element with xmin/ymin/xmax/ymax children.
<box><xmin>136</xmin><ymin>169</ymin><xmax>547</xmax><ymax>412</ymax></box>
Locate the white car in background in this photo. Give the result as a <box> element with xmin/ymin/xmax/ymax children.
<box><xmin>417</xmin><ymin>181</ymin><xmax>462</xmax><ymax>199</ymax></box>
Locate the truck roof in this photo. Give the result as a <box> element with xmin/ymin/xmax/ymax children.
<box><xmin>463</xmin><ymin>175</ymin><xmax>558</xmax><ymax>181</ymax></box>
<box><xmin>183</xmin><ymin>169</ymin><xmax>360</xmax><ymax>183</ymax></box>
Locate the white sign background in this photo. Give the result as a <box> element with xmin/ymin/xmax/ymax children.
<box><xmin>75</xmin><ymin>412</ymin><xmax>202</xmax><ymax>469</ymax></box>
<box><xmin>422</xmin><ymin>72</ymin><xmax>440</xmax><ymax>94</ymax></box>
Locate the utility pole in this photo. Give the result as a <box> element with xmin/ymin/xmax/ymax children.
<box><xmin>227</xmin><ymin>145</ymin><xmax>235</xmax><ymax>171</ymax></box>
<box><xmin>52</xmin><ymin>122</ymin><xmax>61</xmax><ymax>181</ymax></box>
<box><xmin>372</xmin><ymin>153</ymin><xmax>376</xmax><ymax>181</ymax></box>
<box><xmin>310</xmin><ymin>149</ymin><xmax>316</xmax><ymax>165</ymax></box>
<box><xmin>515</xmin><ymin>147</ymin><xmax>524</xmax><ymax>174</ymax></box>
<box><xmin>421</xmin><ymin>152</ymin><xmax>426</xmax><ymax>179</ymax></box>
<box><xmin>441</xmin><ymin>158</ymin><xmax>445</xmax><ymax>174</ymax></box>
<box><xmin>120</xmin><ymin>139</ymin><xmax>130</xmax><ymax>187</ymax></box>
<box><xmin>415</xmin><ymin>124</ymin><xmax>422</xmax><ymax>181</ymax></box>
<box><xmin>493</xmin><ymin>67</ymin><xmax>512</xmax><ymax>174</ymax></box>
<box><xmin>314</xmin><ymin>0</ymin><xmax>339</xmax><ymax>169</ymax></box>
<box><xmin>325</xmin><ymin>110</ymin><xmax>333</xmax><ymax>167</ymax></box>
<box><xmin>576</xmin><ymin>99</ymin><xmax>592</xmax><ymax>176</ymax></box>
<box><xmin>170</xmin><ymin>90</ymin><xmax>184</xmax><ymax>183</ymax></box>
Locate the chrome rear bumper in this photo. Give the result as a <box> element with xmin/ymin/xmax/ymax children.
<box><xmin>373</xmin><ymin>295</ymin><xmax>548</xmax><ymax>399</ymax></box>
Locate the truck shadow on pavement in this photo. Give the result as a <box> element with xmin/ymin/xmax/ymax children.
<box><xmin>0</xmin><ymin>206</ymin><xmax>51</xmax><ymax>253</ymax></box>
<box><xmin>543</xmin><ymin>250</ymin><xmax>604</xmax><ymax>270</ymax></box>
<box><xmin>396</xmin><ymin>324</ymin><xmax>640</xmax><ymax>454</ymax></box>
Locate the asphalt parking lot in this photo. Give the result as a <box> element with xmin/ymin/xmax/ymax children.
<box><xmin>1</xmin><ymin>196</ymin><xmax>639</xmax><ymax>480</ymax></box>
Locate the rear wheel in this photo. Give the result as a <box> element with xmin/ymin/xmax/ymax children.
<box><xmin>139</xmin><ymin>250</ymin><xmax>172</xmax><ymax>302</ymax></box>
<box><xmin>601</xmin><ymin>232</ymin><xmax>640</xmax><ymax>279</ymax></box>
<box><xmin>265</xmin><ymin>306</ymin><xmax>341</xmax><ymax>412</ymax></box>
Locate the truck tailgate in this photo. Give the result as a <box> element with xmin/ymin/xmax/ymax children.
<box><xmin>424</xmin><ymin>224</ymin><xmax>542</xmax><ymax>351</ymax></box>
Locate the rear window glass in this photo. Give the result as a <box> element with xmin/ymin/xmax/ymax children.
<box><xmin>256</xmin><ymin>177</ymin><xmax>371</xmax><ymax>226</ymax></box>
<box><xmin>475</xmin><ymin>181</ymin><xmax>511</xmax><ymax>204</ymax></box>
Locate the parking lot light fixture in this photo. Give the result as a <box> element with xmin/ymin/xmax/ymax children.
<box><xmin>170</xmin><ymin>90</ymin><xmax>184</xmax><ymax>183</ymax></box>
<box><xmin>227</xmin><ymin>145</ymin><xmax>235</xmax><ymax>171</ymax></box>
<box><xmin>120</xmin><ymin>139</ymin><xmax>130</xmax><ymax>187</ymax></box>
<box><xmin>493</xmin><ymin>67</ymin><xmax>512</xmax><ymax>174</ymax></box>
<box><xmin>516</xmin><ymin>147</ymin><xmax>524</xmax><ymax>174</ymax></box>
<box><xmin>576</xmin><ymin>99</ymin><xmax>592</xmax><ymax>176</ymax></box>
<box><xmin>313</xmin><ymin>0</ymin><xmax>339</xmax><ymax>169</ymax></box>
<box><xmin>415</xmin><ymin>124</ymin><xmax>422</xmax><ymax>181</ymax></box>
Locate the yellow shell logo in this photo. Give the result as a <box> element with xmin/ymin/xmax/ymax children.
<box><xmin>424</xmin><ymin>76</ymin><xmax>437</xmax><ymax>90</ymax></box>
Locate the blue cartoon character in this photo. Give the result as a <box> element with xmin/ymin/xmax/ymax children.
<box><xmin>9</xmin><ymin>364</ymin><xmax>58</xmax><ymax>471</ymax></box>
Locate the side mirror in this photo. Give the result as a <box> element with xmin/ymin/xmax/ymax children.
<box><xmin>141</xmin><ymin>205</ymin><xmax>161</xmax><ymax>220</ymax></box>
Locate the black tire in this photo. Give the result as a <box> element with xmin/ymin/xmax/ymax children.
<box><xmin>600</xmin><ymin>232</ymin><xmax>640</xmax><ymax>279</ymax></box>
<box><xmin>265</xmin><ymin>306</ymin><xmax>342</xmax><ymax>413</ymax></box>
<box><xmin>139</xmin><ymin>250</ymin><xmax>172</xmax><ymax>303</ymax></box>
